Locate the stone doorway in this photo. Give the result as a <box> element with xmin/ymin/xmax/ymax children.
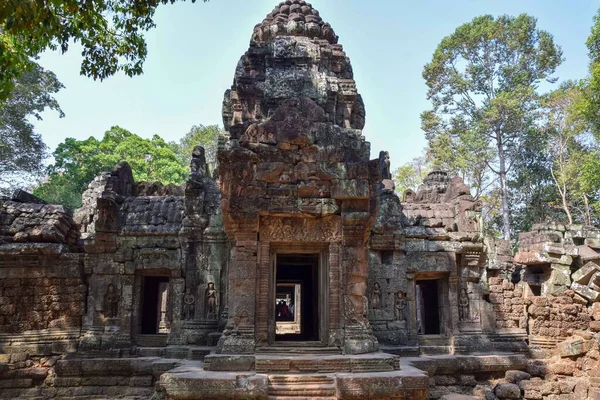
<box><xmin>270</xmin><ymin>253</ymin><xmax>323</xmax><ymax>344</ymax></box>
<box><xmin>141</xmin><ymin>276</ymin><xmax>170</xmax><ymax>335</ymax></box>
<box><xmin>416</xmin><ymin>279</ymin><xmax>442</xmax><ymax>335</ymax></box>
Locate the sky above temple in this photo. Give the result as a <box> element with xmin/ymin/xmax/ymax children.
<box><xmin>35</xmin><ymin>0</ymin><xmax>598</xmax><ymax>171</ymax></box>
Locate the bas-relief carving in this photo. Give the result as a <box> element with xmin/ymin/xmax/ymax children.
<box><xmin>458</xmin><ymin>287</ymin><xmax>470</xmax><ymax>322</ymax></box>
<box><xmin>394</xmin><ymin>291</ymin><xmax>406</xmax><ymax>323</ymax></box>
<box><xmin>182</xmin><ymin>290</ymin><xmax>195</xmax><ymax>321</ymax></box>
<box><xmin>406</xmin><ymin>252</ymin><xmax>454</xmax><ymax>273</ymax></box>
<box><xmin>260</xmin><ymin>216</ymin><xmax>341</xmax><ymax>242</ymax></box>
<box><xmin>205</xmin><ymin>282</ymin><xmax>218</xmax><ymax>319</ymax></box>
<box><xmin>370</xmin><ymin>282</ymin><xmax>382</xmax><ymax>309</ymax></box>
<box><xmin>135</xmin><ymin>249</ymin><xmax>179</xmax><ymax>270</ymax></box>
<box><xmin>103</xmin><ymin>284</ymin><xmax>120</xmax><ymax>319</ymax></box>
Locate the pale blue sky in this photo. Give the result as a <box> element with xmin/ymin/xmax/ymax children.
<box><xmin>35</xmin><ymin>0</ymin><xmax>599</xmax><ymax>171</ymax></box>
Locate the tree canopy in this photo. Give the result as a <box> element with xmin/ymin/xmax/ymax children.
<box><xmin>0</xmin><ymin>62</ymin><xmax>64</xmax><ymax>195</ymax></box>
<box><xmin>170</xmin><ymin>124</ymin><xmax>222</xmax><ymax>169</ymax></box>
<box><xmin>34</xmin><ymin>126</ymin><xmax>188</xmax><ymax>209</ymax></box>
<box><xmin>0</xmin><ymin>0</ymin><xmax>207</xmax><ymax>101</ymax></box>
<box><xmin>422</xmin><ymin>14</ymin><xmax>563</xmax><ymax>240</ymax></box>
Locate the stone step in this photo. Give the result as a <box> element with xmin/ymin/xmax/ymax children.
<box><xmin>419</xmin><ymin>346</ymin><xmax>452</xmax><ymax>356</ymax></box>
<box><xmin>268</xmin><ymin>374</ymin><xmax>336</xmax><ymax>398</ymax></box>
<box><xmin>135</xmin><ymin>334</ymin><xmax>167</xmax><ymax>347</ymax></box>
<box><xmin>256</xmin><ymin>346</ymin><xmax>342</xmax><ymax>355</ymax></box>
<box><xmin>268</xmin><ymin>384</ymin><xmax>336</xmax><ymax>397</ymax></box>
<box><xmin>254</xmin><ymin>353</ymin><xmax>399</xmax><ymax>373</ymax></box>
<box><xmin>268</xmin><ymin>397</ymin><xmax>337</xmax><ymax>400</ymax></box>
<box><xmin>268</xmin><ymin>374</ymin><xmax>335</xmax><ymax>385</ymax></box>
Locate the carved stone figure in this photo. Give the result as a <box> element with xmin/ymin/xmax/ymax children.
<box><xmin>183</xmin><ymin>290</ymin><xmax>195</xmax><ymax>321</ymax></box>
<box><xmin>379</xmin><ymin>151</ymin><xmax>391</xmax><ymax>180</ymax></box>
<box><xmin>371</xmin><ymin>282</ymin><xmax>382</xmax><ymax>309</ymax></box>
<box><xmin>103</xmin><ymin>284</ymin><xmax>120</xmax><ymax>319</ymax></box>
<box><xmin>459</xmin><ymin>287</ymin><xmax>470</xmax><ymax>321</ymax></box>
<box><xmin>394</xmin><ymin>291</ymin><xmax>406</xmax><ymax>322</ymax></box>
<box><xmin>205</xmin><ymin>282</ymin><xmax>217</xmax><ymax>318</ymax></box>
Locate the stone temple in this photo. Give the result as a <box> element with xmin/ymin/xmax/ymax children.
<box><xmin>3</xmin><ymin>2</ymin><xmax>600</xmax><ymax>399</ymax></box>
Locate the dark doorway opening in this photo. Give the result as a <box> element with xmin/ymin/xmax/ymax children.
<box><xmin>141</xmin><ymin>276</ymin><xmax>169</xmax><ymax>334</ymax></box>
<box><xmin>275</xmin><ymin>254</ymin><xmax>319</xmax><ymax>342</ymax></box>
<box><xmin>416</xmin><ymin>280</ymin><xmax>441</xmax><ymax>335</ymax></box>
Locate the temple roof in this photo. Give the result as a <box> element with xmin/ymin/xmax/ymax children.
<box><xmin>251</xmin><ymin>0</ymin><xmax>338</xmax><ymax>44</ymax></box>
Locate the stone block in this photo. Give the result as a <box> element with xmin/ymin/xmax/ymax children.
<box><xmin>572</xmin><ymin>262</ymin><xmax>600</xmax><ymax>284</ymax></box>
<box><xmin>331</xmin><ymin>179</ymin><xmax>369</xmax><ymax>199</ymax></box>
<box><xmin>556</xmin><ymin>339</ymin><xmax>592</xmax><ymax>357</ymax></box>
<box><xmin>571</xmin><ymin>282</ymin><xmax>600</xmax><ymax>301</ymax></box>
<box><xmin>495</xmin><ymin>383</ymin><xmax>521</xmax><ymax>399</ymax></box>
<box><xmin>592</xmin><ymin>303</ymin><xmax>600</xmax><ymax>321</ymax></box>
<box><xmin>505</xmin><ymin>370</ymin><xmax>531</xmax><ymax>383</ymax></box>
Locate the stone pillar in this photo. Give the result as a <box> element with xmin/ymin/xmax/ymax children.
<box><xmin>216</xmin><ymin>230</ymin><xmax>258</xmax><ymax>354</ymax></box>
<box><xmin>341</xmin><ymin>210</ymin><xmax>378</xmax><ymax>354</ymax></box>
<box><xmin>167</xmin><ymin>278</ymin><xmax>185</xmax><ymax>345</ymax></box>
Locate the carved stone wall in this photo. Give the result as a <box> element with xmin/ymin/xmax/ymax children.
<box><xmin>369</xmin><ymin>171</ymin><xmax>487</xmax><ymax>350</ymax></box>
<box><xmin>0</xmin><ymin>194</ymin><xmax>84</xmax><ymax>354</ymax></box>
<box><xmin>217</xmin><ymin>1</ymin><xmax>379</xmax><ymax>355</ymax></box>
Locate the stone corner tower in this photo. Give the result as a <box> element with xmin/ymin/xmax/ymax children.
<box><xmin>216</xmin><ymin>0</ymin><xmax>379</xmax><ymax>355</ymax></box>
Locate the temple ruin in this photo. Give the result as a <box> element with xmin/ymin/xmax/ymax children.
<box><xmin>2</xmin><ymin>1</ymin><xmax>600</xmax><ymax>399</ymax></box>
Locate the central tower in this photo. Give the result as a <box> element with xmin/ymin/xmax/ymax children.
<box><xmin>217</xmin><ymin>0</ymin><xmax>378</xmax><ymax>355</ymax></box>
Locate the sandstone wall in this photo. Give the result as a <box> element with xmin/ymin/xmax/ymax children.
<box><xmin>488</xmin><ymin>277</ymin><xmax>526</xmax><ymax>331</ymax></box>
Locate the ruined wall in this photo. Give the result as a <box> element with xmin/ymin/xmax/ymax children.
<box><xmin>0</xmin><ymin>194</ymin><xmax>84</xmax><ymax>350</ymax></box>
<box><xmin>368</xmin><ymin>170</ymin><xmax>488</xmax><ymax>353</ymax></box>
<box><xmin>75</xmin><ymin>152</ymin><xmax>226</xmax><ymax>352</ymax></box>
<box><xmin>488</xmin><ymin>277</ymin><xmax>526</xmax><ymax>331</ymax></box>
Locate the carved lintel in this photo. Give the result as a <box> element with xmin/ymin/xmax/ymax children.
<box><xmin>260</xmin><ymin>216</ymin><xmax>341</xmax><ymax>242</ymax></box>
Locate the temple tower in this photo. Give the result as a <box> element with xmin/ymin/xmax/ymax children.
<box><xmin>217</xmin><ymin>0</ymin><xmax>378</xmax><ymax>355</ymax></box>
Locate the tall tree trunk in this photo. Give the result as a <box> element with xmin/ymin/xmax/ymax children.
<box><xmin>561</xmin><ymin>187</ymin><xmax>573</xmax><ymax>225</ymax></box>
<box><xmin>497</xmin><ymin>133</ymin><xmax>511</xmax><ymax>241</ymax></box>
<box><xmin>584</xmin><ymin>195</ymin><xmax>592</xmax><ymax>226</ymax></box>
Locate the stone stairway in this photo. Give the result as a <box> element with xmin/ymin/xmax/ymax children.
<box><xmin>256</xmin><ymin>346</ymin><xmax>342</xmax><ymax>355</ymax></box>
<box><xmin>160</xmin><ymin>352</ymin><xmax>430</xmax><ymax>399</ymax></box>
<box><xmin>418</xmin><ymin>336</ymin><xmax>452</xmax><ymax>355</ymax></box>
<box><xmin>267</xmin><ymin>374</ymin><xmax>337</xmax><ymax>399</ymax></box>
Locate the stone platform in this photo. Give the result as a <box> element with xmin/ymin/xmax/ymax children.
<box><xmin>159</xmin><ymin>352</ymin><xmax>430</xmax><ymax>400</ymax></box>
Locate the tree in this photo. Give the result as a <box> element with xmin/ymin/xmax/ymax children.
<box><xmin>0</xmin><ymin>62</ymin><xmax>64</xmax><ymax>195</ymax></box>
<box><xmin>0</xmin><ymin>0</ymin><xmax>208</xmax><ymax>101</ymax></box>
<box><xmin>541</xmin><ymin>82</ymin><xmax>590</xmax><ymax>225</ymax></box>
<box><xmin>34</xmin><ymin>126</ymin><xmax>188</xmax><ymax>209</ymax></box>
<box><xmin>422</xmin><ymin>14</ymin><xmax>563</xmax><ymax>240</ymax></box>
<box><xmin>392</xmin><ymin>156</ymin><xmax>430</xmax><ymax>196</ymax></box>
<box><xmin>584</xmin><ymin>7</ymin><xmax>600</xmax><ymax>136</ymax></box>
<box><xmin>170</xmin><ymin>124</ymin><xmax>221</xmax><ymax>168</ymax></box>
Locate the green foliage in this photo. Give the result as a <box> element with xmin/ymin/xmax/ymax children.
<box><xmin>392</xmin><ymin>156</ymin><xmax>430</xmax><ymax>196</ymax></box>
<box><xmin>422</xmin><ymin>13</ymin><xmax>563</xmax><ymax>240</ymax></box>
<box><xmin>0</xmin><ymin>62</ymin><xmax>64</xmax><ymax>195</ymax></box>
<box><xmin>170</xmin><ymin>124</ymin><xmax>221</xmax><ymax>168</ymax></box>
<box><xmin>0</xmin><ymin>0</ymin><xmax>208</xmax><ymax>101</ymax></box>
<box><xmin>34</xmin><ymin>126</ymin><xmax>188</xmax><ymax>209</ymax></box>
<box><xmin>584</xmin><ymin>8</ymin><xmax>600</xmax><ymax>136</ymax></box>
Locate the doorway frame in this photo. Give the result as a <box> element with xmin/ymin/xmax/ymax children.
<box><xmin>267</xmin><ymin>243</ymin><xmax>329</xmax><ymax>346</ymax></box>
<box><xmin>413</xmin><ymin>273</ymin><xmax>451</xmax><ymax>337</ymax></box>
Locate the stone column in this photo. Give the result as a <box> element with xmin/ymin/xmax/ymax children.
<box><xmin>341</xmin><ymin>210</ymin><xmax>378</xmax><ymax>354</ymax></box>
<box><xmin>167</xmin><ymin>278</ymin><xmax>185</xmax><ymax>345</ymax></box>
<box><xmin>216</xmin><ymin>230</ymin><xmax>258</xmax><ymax>354</ymax></box>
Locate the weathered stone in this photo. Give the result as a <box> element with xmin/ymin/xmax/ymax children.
<box><xmin>505</xmin><ymin>370</ymin><xmax>531</xmax><ymax>383</ymax></box>
<box><xmin>556</xmin><ymin>338</ymin><xmax>592</xmax><ymax>357</ymax></box>
<box><xmin>495</xmin><ymin>383</ymin><xmax>521</xmax><ymax>399</ymax></box>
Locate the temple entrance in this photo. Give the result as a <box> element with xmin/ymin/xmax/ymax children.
<box><xmin>273</xmin><ymin>254</ymin><xmax>319</xmax><ymax>342</ymax></box>
<box><xmin>416</xmin><ymin>279</ymin><xmax>441</xmax><ymax>335</ymax></box>
<box><xmin>141</xmin><ymin>276</ymin><xmax>170</xmax><ymax>334</ymax></box>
